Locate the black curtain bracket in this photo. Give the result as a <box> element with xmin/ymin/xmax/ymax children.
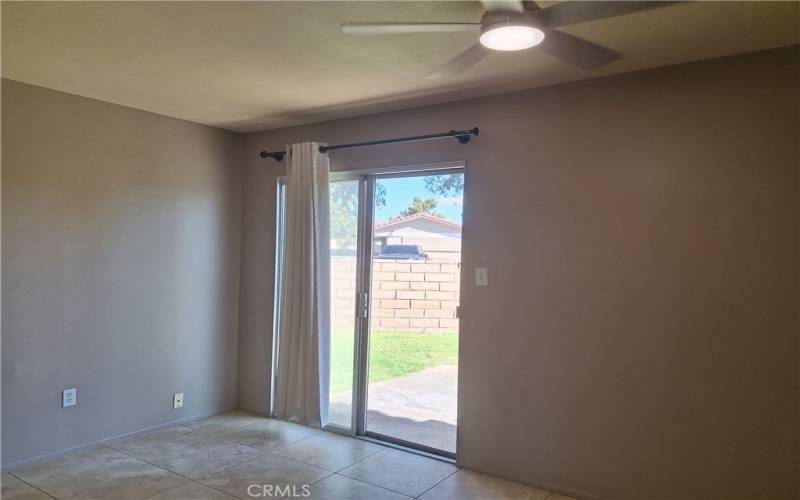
<box><xmin>259</xmin><ymin>127</ymin><xmax>479</xmax><ymax>161</ymax></box>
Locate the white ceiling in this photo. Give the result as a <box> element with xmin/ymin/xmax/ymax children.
<box><xmin>2</xmin><ymin>1</ymin><xmax>798</xmax><ymax>132</ymax></box>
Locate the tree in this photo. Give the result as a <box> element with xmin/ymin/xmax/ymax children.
<box><xmin>330</xmin><ymin>182</ymin><xmax>359</xmax><ymax>248</ymax></box>
<box><xmin>330</xmin><ymin>182</ymin><xmax>387</xmax><ymax>248</ymax></box>
<box><xmin>424</xmin><ymin>174</ymin><xmax>463</xmax><ymax>197</ymax></box>
<box><xmin>400</xmin><ymin>197</ymin><xmax>442</xmax><ymax>218</ymax></box>
<box><xmin>376</xmin><ymin>183</ymin><xmax>387</xmax><ymax>208</ymax></box>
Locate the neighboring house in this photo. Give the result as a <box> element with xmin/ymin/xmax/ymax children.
<box><xmin>374</xmin><ymin>213</ymin><xmax>462</xmax><ymax>261</ymax></box>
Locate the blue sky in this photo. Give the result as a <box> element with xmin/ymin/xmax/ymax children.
<box><xmin>374</xmin><ymin>176</ymin><xmax>463</xmax><ymax>224</ymax></box>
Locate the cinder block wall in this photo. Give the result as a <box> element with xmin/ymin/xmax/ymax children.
<box><xmin>331</xmin><ymin>257</ymin><xmax>460</xmax><ymax>333</ymax></box>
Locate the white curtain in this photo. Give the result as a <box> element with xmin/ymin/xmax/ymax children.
<box><xmin>273</xmin><ymin>142</ymin><xmax>331</xmax><ymax>428</ymax></box>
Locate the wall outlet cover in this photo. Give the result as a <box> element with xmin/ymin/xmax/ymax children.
<box><xmin>62</xmin><ymin>388</ymin><xmax>77</xmax><ymax>408</ymax></box>
<box><xmin>173</xmin><ymin>392</ymin><xmax>184</xmax><ymax>409</ymax></box>
<box><xmin>475</xmin><ymin>267</ymin><xmax>488</xmax><ymax>287</ymax></box>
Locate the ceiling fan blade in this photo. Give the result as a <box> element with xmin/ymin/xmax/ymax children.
<box><xmin>537</xmin><ymin>1</ymin><xmax>682</xmax><ymax>28</ymax></box>
<box><xmin>522</xmin><ymin>1</ymin><xmax>541</xmax><ymax>11</ymax></box>
<box><xmin>341</xmin><ymin>22</ymin><xmax>480</xmax><ymax>34</ymax></box>
<box><xmin>479</xmin><ymin>0</ymin><xmax>524</xmax><ymax>13</ymax></box>
<box><xmin>427</xmin><ymin>42</ymin><xmax>489</xmax><ymax>79</ymax></box>
<box><xmin>538</xmin><ymin>29</ymin><xmax>621</xmax><ymax>69</ymax></box>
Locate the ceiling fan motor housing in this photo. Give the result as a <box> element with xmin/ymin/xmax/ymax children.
<box><xmin>480</xmin><ymin>10</ymin><xmax>544</xmax><ymax>34</ymax></box>
<box><xmin>479</xmin><ymin>10</ymin><xmax>546</xmax><ymax>51</ymax></box>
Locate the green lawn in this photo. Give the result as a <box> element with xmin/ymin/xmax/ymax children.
<box><xmin>330</xmin><ymin>331</ymin><xmax>458</xmax><ymax>394</ymax></box>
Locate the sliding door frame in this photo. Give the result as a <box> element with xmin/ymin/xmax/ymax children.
<box><xmin>270</xmin><ymin>180</ymin><xmax>288</xmax><ymax>418</ymax></box>
<box><xmin>273</xmin><ymin>162</ymin><xmax>465</xmax><ymax>459</ymax></box>
<box><xmin>353</xmin><ymin>174</ymin><xmax>375</xmax><ymax>436</ymax></box>
<box><xmin>353</xmin><ymin>163</ymin><xmax>465</xmax><ymax>459</ymax></box>
<box><xmin>326</xmin><ymin>171</ymin><xmax>368</xmax><ymax>435</ymax></box>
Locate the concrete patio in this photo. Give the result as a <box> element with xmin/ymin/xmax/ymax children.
<box><xmin>330</xmin><ymin>365</ymin><xmax>458</xmax><ymax>453</ymax></box>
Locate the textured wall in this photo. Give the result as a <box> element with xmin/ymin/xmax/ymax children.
<box><xmin>238</xmin><ymin>47</ymin><xmax>799</xmax><ymax>499</ymax></box>
<box><xmin>1</xmin><ymin>79</ymin><xmax>243</xmax><ymax>468</ymax></box>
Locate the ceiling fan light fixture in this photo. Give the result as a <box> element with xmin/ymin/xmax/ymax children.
<box><xmin>479</xmin><ymin>24</ymin><xmax>545</xmax><ymax>51</ymax></box>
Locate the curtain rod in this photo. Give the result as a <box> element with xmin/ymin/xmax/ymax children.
<box><xmin>259</xmin><ymin>127</ymin><xmax>479</xmax><ymax>161</ymax></box>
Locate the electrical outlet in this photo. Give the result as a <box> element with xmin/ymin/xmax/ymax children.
<box><xmin>62</xmin><ymin>388</ymin><xmax>77</xmax><ymax>408</ymax></box>
<box><xmin>475</xmin><ymin>267</ymin><xmax>488</xmax><ymax>287</ymax></box>
<box><xmin>173</xmin><ymin>392</ymin><xmax>184</xmax><ymax>409</ymax></box>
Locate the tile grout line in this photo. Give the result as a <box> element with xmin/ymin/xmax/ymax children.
<box><xmin>261</xmin><ymin>435</ymin><xmax>401</xmax><ymax>496</ymax></box>
<box><xmin>265</xmin><ymin>429</ymin><xmax>323</xmax><ymax>451</ymax></box>
<box><xmin>270</xmin><ymin>434</ymin><xmax>448</xmax><ymax>499</ymax></box>
<box><xmin>186</xmin><ymin>419</ymin><xmax>323</xmax><ymax>455</ymax></box>
<box><xmin>294</xmin><ymin>469</ymin><xmax>337</xmax><ymax>497</ymax></box>
<box><xmin>269</xmin><ymin>431</ymin><xmax>386</xmax><ymax>473</ymax></box>
<box><xmin>109</xmin><ymin>419</ymin><xmax>327</xmax><ymax>499</ymax></box>
<box><xmin>170</xmin><ymin>430</ymin><xmax>340</xmax><ymax>498</ymax></box>
<box><xmin>104</xmin><ymin>426</ymin><xmax>269</xmax><ymax>476</ymax></box>
<box><xmin>336</xmin><ymin>444</ymin><xmax>389</xmax><ymax>468</ymax></box>
<box><xmin>275</xmin><ymin>471</ymin><xmax>338</xmax><ymax>500</ymax></box>
<box><xmin>198</xmin><ymin>415</ymin><xmax>394</xmax><ymax>473</ymax></box>
<box><xmin>334</xmin><ymin>447</ymin><xmax>451</xmax><ymax>498</ymax></box>
<box><xmin>414</xmin><ymin>468</ymin><xmax>460</xmax><ymax>498</ymax></box>
<box><xmin>105</xmin><ymin>445</ymin><xmax>246</xmax><ymax>499</ymax></box>
<box><xmin>331</xmin><ymin>446</ymin><xmax>386</xmax><ymax>473</ymax></box>
<box><xmin>256</xmin><ymin>426</ymin><xmax>450</xmax><ymax>497</ymax></box>
<box><xmin>7</xmin><ymin>472</ymin><xmax>60</xmax><ymax>500</ymax></box>
<box><xmin>262</xmin><ymin>440</ymin><xmax>342</xmax><ymax>500</ymax></box>
<box><xmin>332</xmin><ymin>472</ymin><xmax>415</xmax><ymax>499</ymax></box>
<box><xmin>264</xmin><ymin>448</ymin><xmax>340</xmax><ymax>475</ymax></box>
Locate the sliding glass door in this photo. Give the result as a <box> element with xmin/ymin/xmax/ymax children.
<box><xmin>363</xmin><ymin>172</ymin><xmax>462</xmax><ymax>456</ymax></box>
<box><xmin>274</xmin><ymin>164</ymin><xmax>464</xmax><ymax>458</ymax></box>
<box><xmin>327</xmin><ymin>178</ymin><xmax>362</xmax><ymax>429</ymax></box>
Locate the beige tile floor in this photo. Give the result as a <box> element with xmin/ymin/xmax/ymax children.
<box><xmin>1</xmin><ymin>411</ymin><xmax>575</xmax><ymax>500</ymax></box>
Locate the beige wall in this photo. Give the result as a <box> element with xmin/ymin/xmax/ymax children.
<box><xmin>239</xmin><ymin>47</ymin><xmax>799</xmax><ymax>499</ymax></box>
<box><xmin>1</xmin><ymin>79</ymin><xmax>243</xmax><ymax>467</ymax></box>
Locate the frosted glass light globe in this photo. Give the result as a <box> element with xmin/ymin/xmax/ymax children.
<box><xmin>480</xmin><ymin>25</ymin><xmax>545</xmax><ymax>51</ymax></box>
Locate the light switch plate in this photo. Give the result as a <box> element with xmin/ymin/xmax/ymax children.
<box><xmin>62</xmin><ymin>388</ymin><xmax>76</xmax><ymax>408</ymax></box>
<box><xmin>173</xmin><ymin>392</ymin><xmax>184</xmax><ymax>409</ymax></box>
<box><xmin>475</xmin><ymin>267</ymin><xmax>488</xmax><ymax>287</ymax></box>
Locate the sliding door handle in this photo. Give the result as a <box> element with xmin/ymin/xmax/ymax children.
<box><xmin>356</xmin><ymin>292</ymin><xmax>370</xmax><ymax>319</ymax></box>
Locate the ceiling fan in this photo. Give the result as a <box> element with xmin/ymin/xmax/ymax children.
<box><xmin>341</xmin><ymin>1</ymin><xmax>679</xmax><ymax>78</ymax></box>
